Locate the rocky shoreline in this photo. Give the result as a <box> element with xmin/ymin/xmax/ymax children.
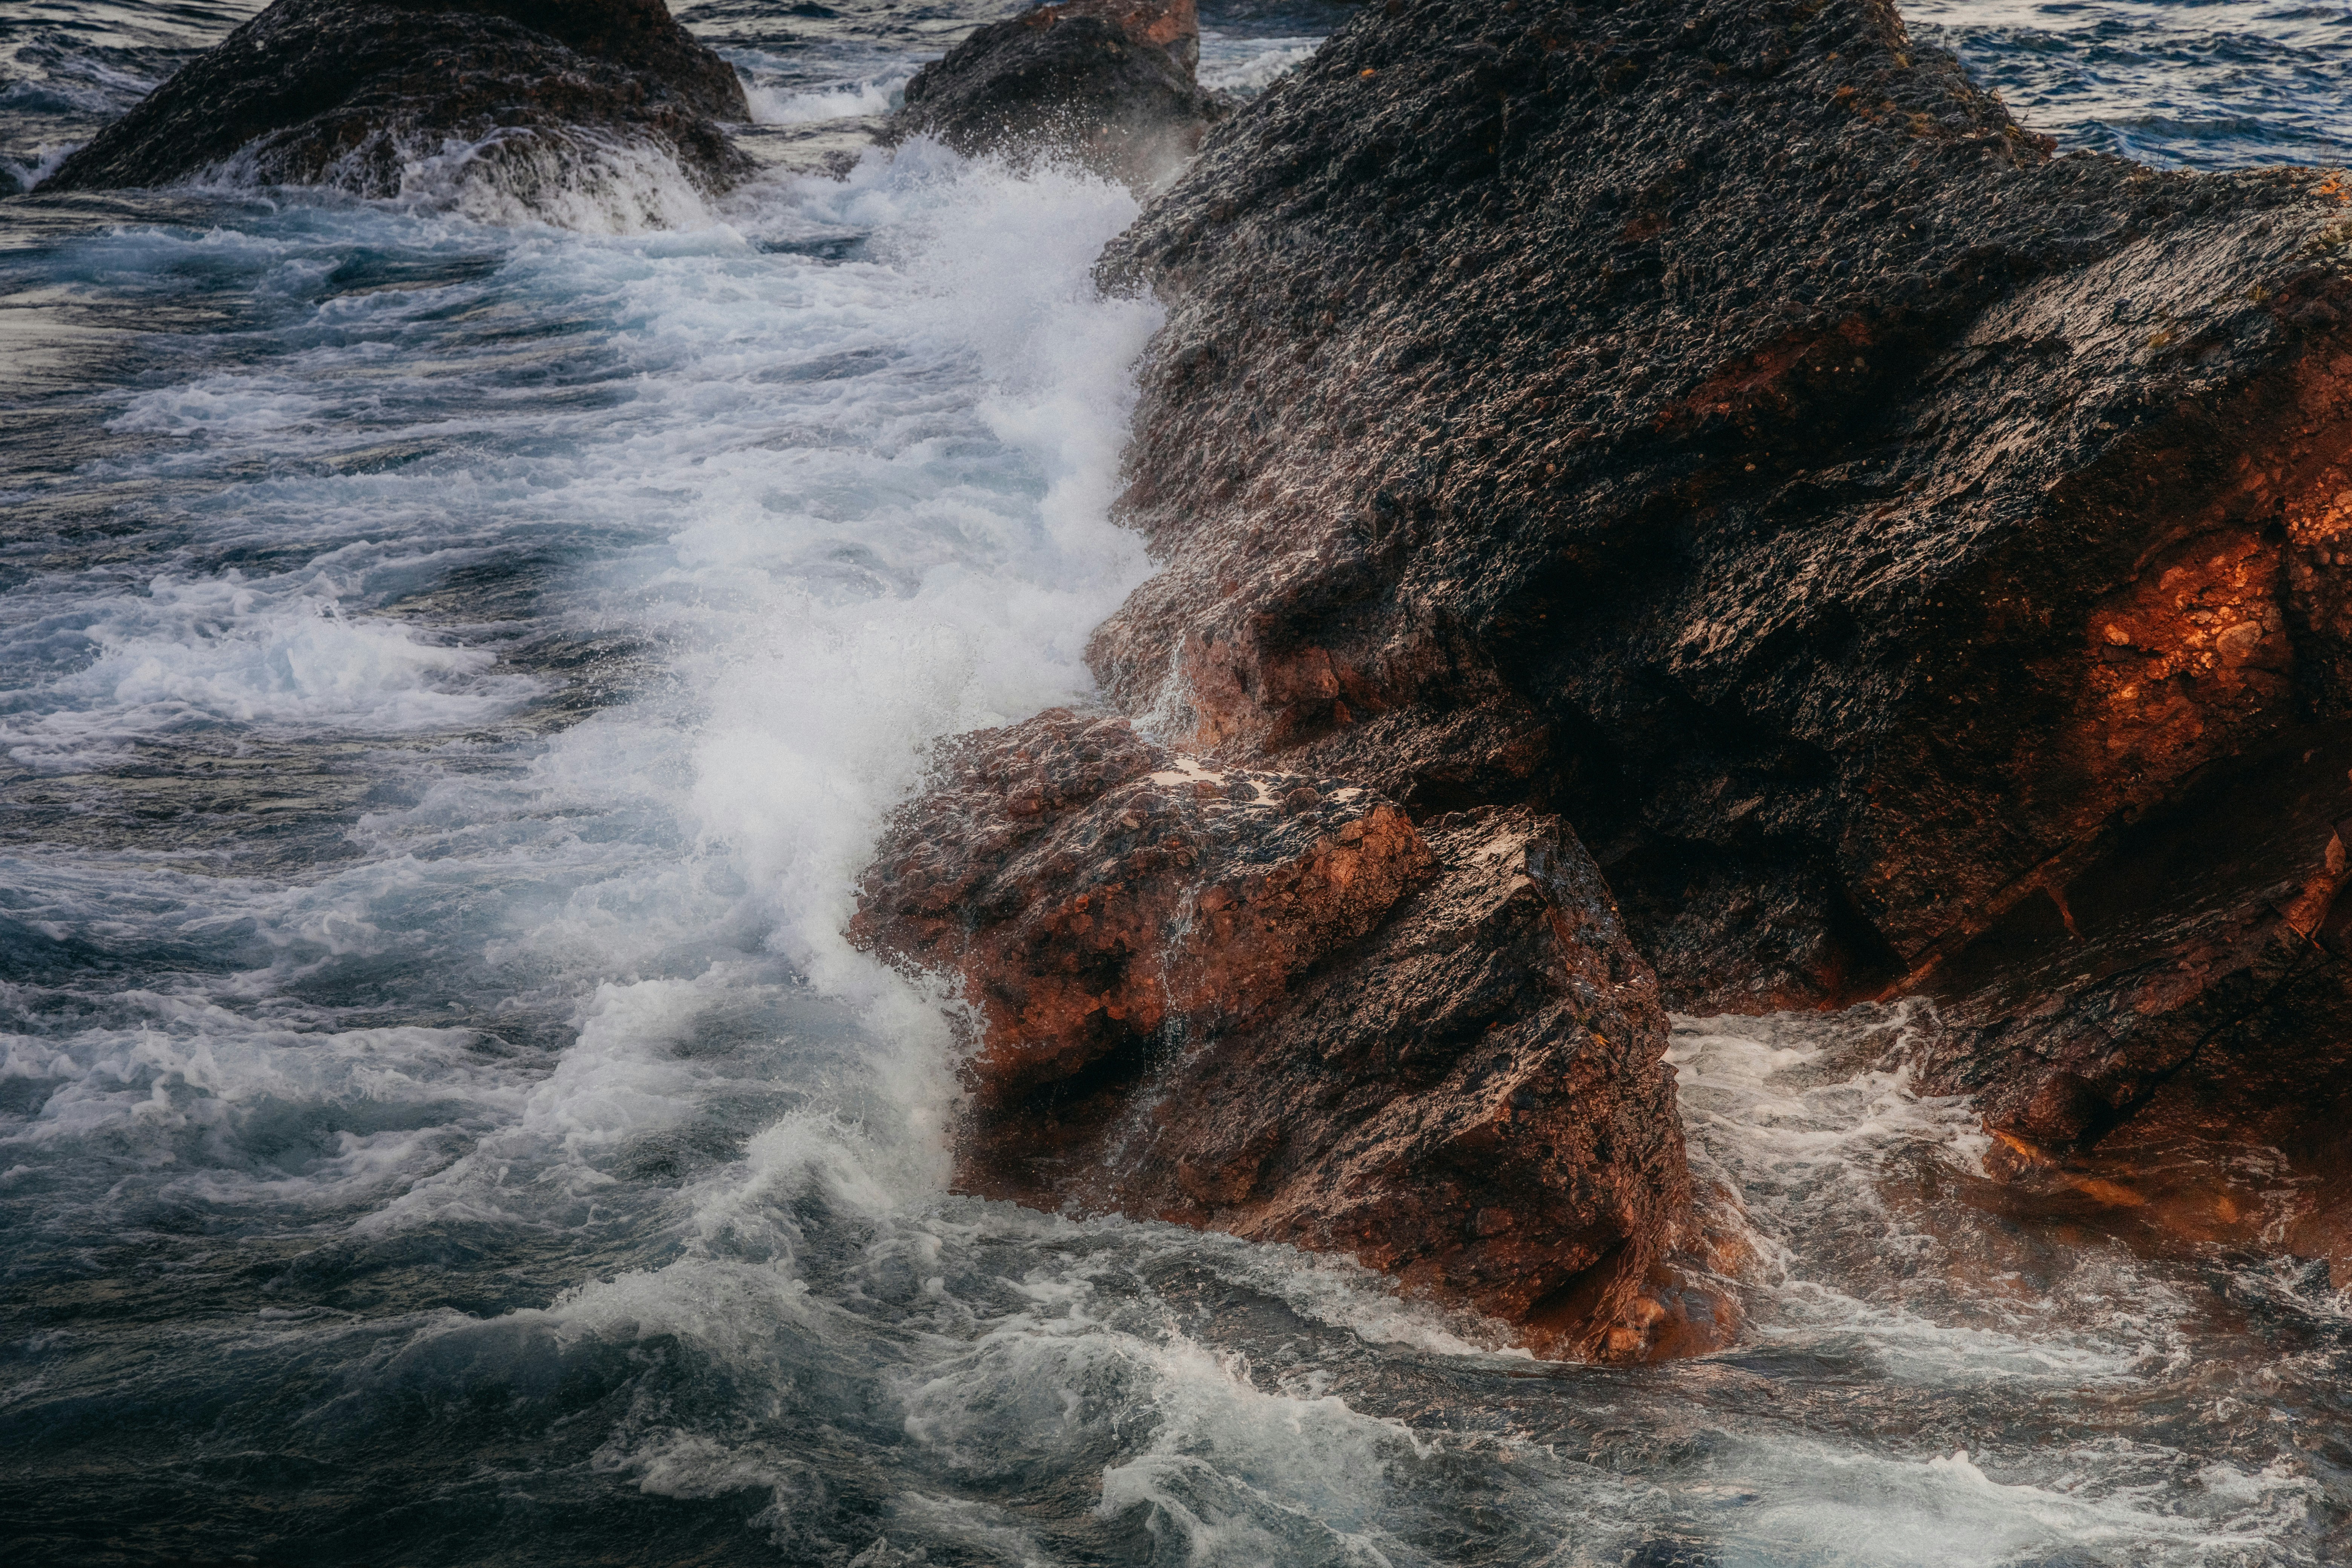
<box><xmin>860</xmin><ymin>0</ymin><xmax>2352</xmax><ymax>1352</ymax></box>
<box><xmin>44</xmin><ymin>0</ymin><xmax>2352</xmax><ymax>1357</ymax></box>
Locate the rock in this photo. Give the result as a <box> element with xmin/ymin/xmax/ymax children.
<box><xmin>39</xmin><ymin>0</ymin><xmax>752</xmax><ymax>199</ymax></box>
<box><xmin>852</xmin><ymin>708</ymin><xmax>1430</xmax><ymax>1110</ymax></box>
<box><xmin>1924</xmin><ymin>731</ymin><xmax>2352</xmax><ymax>1155</ymax></box>
<box><xmin>852</xmin><ymin>710</ymin><xmax>1717</xmax><ymax>1360</ymax></box>
<box><xmin>887</xmin><ymin>0</ymin><xmax>1225</xmax><ymax>190</ymax></box>
<box><xmin>1086</xmin><ymin>0</ymin><xmax>2352</xmax><ymax>1161</ymax></box>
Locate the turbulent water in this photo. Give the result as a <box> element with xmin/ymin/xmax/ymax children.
<box><xmin>2</xmin><ymin>3</ymin><xmax>2349</xmax><ymax>1564</ymax></box>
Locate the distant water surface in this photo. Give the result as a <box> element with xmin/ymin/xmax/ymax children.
<box><xmin>1908</xmin><ymin>0</ymin><xmax>2352</xmax><ymax>166</ymax></box>
<box><xmin>1</xmin><ymin>4</ymin><xmax>2348</xmax><ymax>1567</ymax></box>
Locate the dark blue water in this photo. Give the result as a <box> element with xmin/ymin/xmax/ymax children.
<box><xmin>2</xmin><ymin>5</ymin><xmax>2349</xmax><ymax>1566</ymax></box>
<box><xmin>1909</xmin><ymin>0</ymin><xmax>2352</xmax><ymax>167</ymax></box>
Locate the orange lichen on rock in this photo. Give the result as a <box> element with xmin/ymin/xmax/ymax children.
<box><xmin>2070</xmin><ymin>530</ymin><xmax>2288</xmax><ymax>796</ymax></box>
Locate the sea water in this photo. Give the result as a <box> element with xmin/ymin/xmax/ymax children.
<box><xmin>2</xmin><ymin>3</ymin><xmax>2347</xmax><ymax>1563</ymax></box>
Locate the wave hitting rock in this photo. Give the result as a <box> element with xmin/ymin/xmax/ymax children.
<box><xmin>37</xmin><ymin>0</ymin><xmax>751</xmax><ymax>197</ymax></box>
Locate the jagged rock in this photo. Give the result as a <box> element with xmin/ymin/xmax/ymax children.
<box><xmin>852</xmin><ymin>709</ymin><xmax>1717</xmax><ymax>1360</ymax></box>
<box><xmin>887</xmin><ymin>0</ymin><xmax>1224</xmax><ymax>190</ymax></box>
<box><xmin>1928</xmin><ymin>732</ymin><xmax>2352</xmax><ymax>1157</ymax></box>
<box><xmin>39</xmin><ymin>0</ymin><xmax>751</xmax><ymax>197</ymax></box>
<box><xmin>1086</xmin><ymin>0</ymin><xmax>2352</xmax><ymax>1162</ymax></box>
<box><xmin>852</xmin><ymin>708</ymin><xmax>1430</xmax><ymax>1109</ymax></box>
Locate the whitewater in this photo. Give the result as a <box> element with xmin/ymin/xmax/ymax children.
<box><xmin>2</xmin><ymin>2</ymin><xmax>2348</xmax><ymax>1563</ymax></box>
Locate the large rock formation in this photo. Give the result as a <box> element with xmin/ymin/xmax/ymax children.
<box><xmin>38</xmin><ymin>0</ymin><xmax>750</xmax><ymax>197</ymax></box>
<box><xmin>1083</xmin><ymin>0</ymin><xmax>2352</xmax><ymax>1170</ymax></box>
<box><xmin>887</xmin><ymin>0</ymin><xmax>1225</xmax><ymax>190</ymax></box>
<box><xmin>853</xmin><ymin>710</ymin><xmax>1721</xmax><ymax>1360</ymax></box>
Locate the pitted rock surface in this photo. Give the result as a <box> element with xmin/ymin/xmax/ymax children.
<box><xmin>852</xmin><ymin>710</ymin><xmax>1714</xmax><ymax>1360</ymax></box>
<box><xmin>40</xmin><ymin>0</ymin><xmax>751</xmax><ymax>196</ymax></box>
<box><xmin>1087</xmin><ymin>0</ymin><xmax>2352</xmax><ymax>1157</ymax></box>
<box><xmin>887</xmin><ymin>0</ymin><xmax>1223</xmax><ymax>190</ymax></box>
<box><xmin>853</xmin><ymin>707</ymin><xmax>1430</xmax><ymax>1111</ymax></box>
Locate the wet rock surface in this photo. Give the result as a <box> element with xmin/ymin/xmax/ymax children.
<box><xmin>1086</xmin><ymin>0</ymin><xmax>2352</xmax><ymax>1164</ymax></box>
<box><xmin>853</xmin><ymin>710</ymin><xmax>1715</xmax><ymax>1359</ymax></box>
<box><xmin>39</xmin><ymin>0</ymin><xmax>752</xmax><ymax>196</ymax></box>
<box><xmin>1925</xmin><ymin>729</ymin><xmax>2352</xmax><ymax>1155</ymax></box>
<box><xmin>887</xmin><ymin>0</ymin><xmax>1224</xmax><ymax>189</ymax></box>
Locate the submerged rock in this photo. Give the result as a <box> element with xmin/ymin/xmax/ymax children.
<box><xmin>887</xmin><ymin>0</ymin><xmax>1224</xmax><ymax>190</ymax></box>
<box><xmin>853</xmin><ymin>709</ymin><xmax>1719</xmax><ymax>1360</ymax></box>
<box><xmin>39</xmin><ymin>0</ymin><xmax>751</xmax><ymax>199</ymax></box>
<box><xmin>1086</xmin><ymin>0</ymin><xmax>2352</xmax><ymax>1167</ymax></box>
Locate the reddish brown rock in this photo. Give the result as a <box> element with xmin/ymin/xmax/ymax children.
<box><xmin>1081</xmin><ymin>0</ymin><xmax>2352</xmax><ymax>1182</ymax></box>
<box><xmin>1055</xmin><ymin>0</ymin><xmax>1202</xmax><ymax>72</ymax></box>
<box><xmin>853</xmin><ymin>710</ymin><xmax>1718</xmax><ymax>1360</ymax></box>
<box><xmin>853</xmin><ymin>708</ymin><xmax>1430</xmax><ymax>1111</ymax></box>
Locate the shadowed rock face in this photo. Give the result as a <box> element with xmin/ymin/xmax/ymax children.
<box><xmin>1926</xmin><ymin>731</ymin><xmax>2352</xmax><ymax>1154</ymax></box>
<box><xmin>39</xmin><ymin>0</ymin><xmax>751</xmax><ymax>196</ymax></box>
<box><xmin>852</xmin><ymin>710</ymin><xmax>1718</xmax><ymax>1360</ymax></box>
<box><xmin>888</xmin><ymin>0</ymin><xmax>1224</xmax><ymax>190</ymax></box>
<box><xmin>1086</xmin><ymin>0</ymin><xmax>2352</xmax><ymax>1162</ymax></box>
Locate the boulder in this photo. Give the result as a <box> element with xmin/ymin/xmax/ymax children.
<box><xmin>887</xmin><ymin>0</ymin><xmax>1224</xmax><ymax>190</ymax></box>
<box><xmin>1085</xmin><ymin>0</ymin><xmax>2352</xmax><ymax>1166</ymax></box>
<box><xmin>38</xmin><ymin>0</ymin><xmax>751</xmax><ymax>197</ymax></box>
<box><xmin>852</xmin><ymin>710</ymin><xmax>1719</xmax><ymax>1360</ymax></box>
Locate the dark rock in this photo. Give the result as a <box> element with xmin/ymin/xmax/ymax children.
<box><xmin>888</xmin><ymin>0</ymin><xmax>1225</xmax><ymax>190</ymax></box>
<box><xmin>1927</xmin><ymin>729</ymin><xmax>2352</xmax><ymax>1155</ymax></box>
<box><xmin>1085</xmin><ymin>0</ymin><xmax>2352</xmax><ymax>1164</ymax></box>
<box><xmin>852</xmin><ymin>709</ymin><xmax>1718</xmax><ymax>1360</ymax></box>
<box><xmin>40</xmin><ymin>0</ymin><xmax>751</xmax><ymax>199</ymax></box>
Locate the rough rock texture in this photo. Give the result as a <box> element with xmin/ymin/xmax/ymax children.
<box><xmin>853</xmin><ymin>709</ymin><xmax>1717</xmax><ymax>1360</ymax></box>
<box><xmin>888</xmin><ymin>0</ymin><xmax>1224</xmax><ymax>190</ymax></box>
<box><xmin>1929</xmin><ymin>731</ymin><xmax>2352</xmax><ymax>1153</ymax></box>
<box><xmin>40</xmin><ymin>0</ymin><xmax>751</xmax><ymax>196</ymax></box>
<box><xmin>1087</xmin><ymin>0</ymin><xmax>2352</xmax><ymax>1158</ymax></box>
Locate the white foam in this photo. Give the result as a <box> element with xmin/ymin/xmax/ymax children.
<box><xmin>891</xmin><ymin>1239</ymin><xmax>1429</xmax><ymax>1564</ymax></box>
<box><xmin>662</xmin><ymin>144</ymin><xmax>1156</xmax><ymax>988</ymax></box>
<box><xmin>0</xmin><ymin>992</ymin><xmax>525</xmax><ymax>1212</ymax></box>
<box><xmin>3</xmin><ymin>140</ymin><xmax>81</xmax><ymax>192</ymax></box>
<box><xmin>1683</xmin><ymin>1437</ymin><xmax>2297</xmax><ymax>1566</ymax></box>
<box><xmin>1671</xmin><ymin>1008</ymin><xmax>2199</xmax><ymax>1387</ymax></box>
<box><xmin>1</xmin><ymin>571</ymin><xmax>530</xmax><ymax>772</ymax></box>
<box><xmin>402</xmin><ymin>129</ymin><xmax>725</xmax><ymax>235</ymax></box>
<box><xmin>1197</xmin><ymin>32</ymin><xmax>1320</xmax><ymax>97</ymax></box>
<box><xmin>745</xmin><ymin>69</ymin><xmax>914</xmax><ymax>126</ymax></box>
<box><xmin>187</xmin><ymin>123</ymin><xmax>727</xmax><ymax>234</ymax></box>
